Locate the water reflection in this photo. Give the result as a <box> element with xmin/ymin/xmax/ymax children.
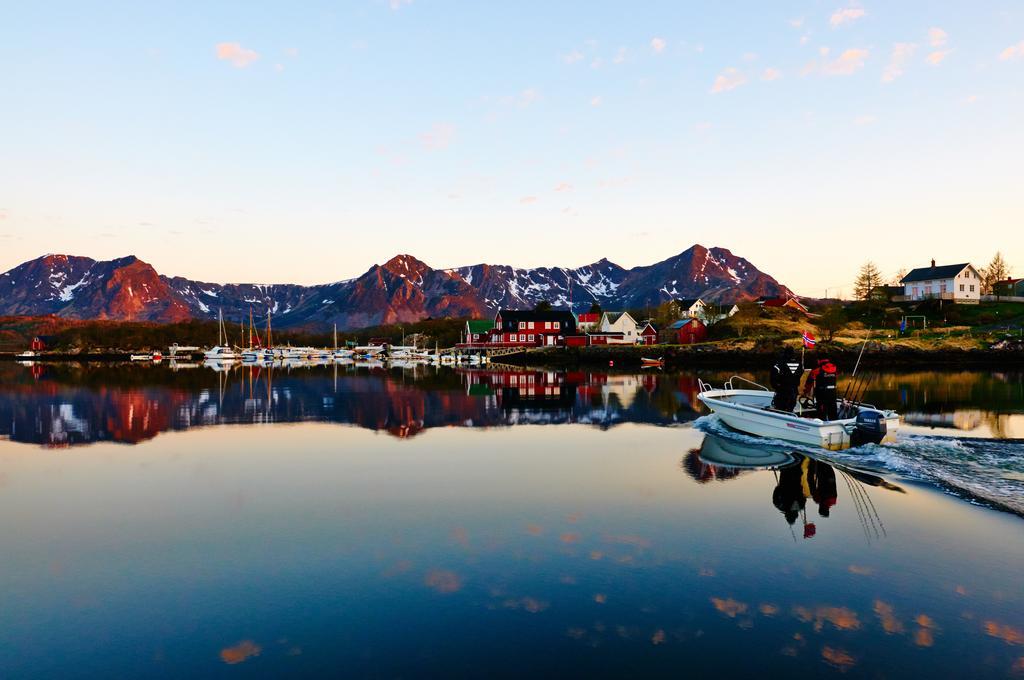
<box><xmin>0</xmin><ymin>363</ymin><xmax>703</xmax><ymax>447</ymax></box>
<box><xmin>687</xmin><ymin>433</ymin><xmax>906</xmax><ymax>541</ymax></box>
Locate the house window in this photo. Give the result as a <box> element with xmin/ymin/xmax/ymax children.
<box><xmin>519</xmin><ymin>334</ymin><xmax>526</xmax><ymax>342</ymax></box>
<box><xmin>527</xmin><ymin>321</ymin><xmax>534</xmax><ymax>329</ymax></box>
<box><xmin>528</xmin><ymin>334</ymin><xmax>534</xmax><ymax>342</ymax></box>
<box><xmin>960</xmin><ymin>284</ymin><xmax>965</xmax><ymax>292</ymax></box>
<box><xmin>970</xmin><ymin>285</ymin><xmax>975</xmax><ymax>292</ymax></box>
<box><xmin>553</xmin><ymin>321</ymin><xmax>560</xmax><ymax>330</ymax></box>
<box><xmin>518</xmin><ymin>322</ymin><xmax>525</xmax><ymax>330</ymax></box>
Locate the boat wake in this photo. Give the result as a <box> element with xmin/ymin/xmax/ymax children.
<box><xmin>694</xmin><ymin>415</ymin><xmax>1024</xmax><ymax>517</ymax></box>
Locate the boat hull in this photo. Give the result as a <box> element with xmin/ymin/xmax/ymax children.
<box><xmin>697</xmin><ymin>388</ymin><xmax>899</xmax><ymax>451</ymax></box>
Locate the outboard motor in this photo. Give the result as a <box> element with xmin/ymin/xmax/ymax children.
<box><xmin>851</xmin><ymin>410</ymin><xmax>887</xmax><ymax>447</ymax></box>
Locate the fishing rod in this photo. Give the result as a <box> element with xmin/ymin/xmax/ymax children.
<box><xmin>840</xmin><ymin>328</ymin><xmax>873</xmax><ymax>418</ymax></box>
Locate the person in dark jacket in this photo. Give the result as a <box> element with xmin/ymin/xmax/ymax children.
<box><xmin>803</xmin><ymin>357</ymin><xmax>839</xmax><ymax>420</ymax></box>
<box><xmin>769</xmin><ymin>347</ymin><xmax>801</xmax><ymax>412</ymax></box>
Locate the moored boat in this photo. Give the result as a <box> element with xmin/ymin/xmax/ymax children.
<box><xmin>697</xmin><ymin>377</ymin><xmax>899</xmax><ymax>451</ymax></box>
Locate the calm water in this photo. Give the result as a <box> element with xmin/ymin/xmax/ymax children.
<box><xmin>0</xmin><ymin>362</ymin><xmax>1022</xmax><ymax>677</ymax></box>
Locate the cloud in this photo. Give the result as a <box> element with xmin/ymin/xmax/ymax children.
<box><xmin>711</xmin><ymin>597</ymin><xmax>749</xmax><ymax>618</ymax></box>
<box><xmin>559</xmin><ymin>531</ymin><xmax>580</xmax><ymax>543</ymax></box>
<box><xmin>651</xmin><ymin>37</ymin><xmax>667</xmax><ymax>53</ymax></box>
<box><xmin>789</xmin><ymin>17</ymin><xmax>805</xmax><ymax>28</ymax></box>
<box><xmin>983</xmin><ymin>620</ymin><xmax>1024</xmax><ymax>645</ymax></box>
<box><xmin>999</xmin><ymin>41</ymin><xmax>1024</xmax><ymax>60</ymax></box>
<box><xmin>847</xmin><ymin>564</ymin><xmax>874</xmax><ymax>575</ymax></box>
<box><xmin>964</xmin><ymin>94</ymin><xmax>979</xmax><ymax>104</ymax></box>
<box><xmin>519</xmin><ymin>196</ymin><xmax>538</xmax><ymax>204</ymax></box>
<box><xmin>711</xmin><ymin>67</ymin><xmax>747</xmax><ymax>93</ymax></box>
<box><xmin>215</xmin><ymin>42</ymin><xmax>259</xmax><ymax>68</ymax></box>
<box><xmin>518</xmin><ymin>88</ymin><xmax>540</xmax><ymax>107</ymax></box>
<box><xmin>830</xmin><ymin>6</ymin><xmax>866</xmax><ymax>27</ymax></box>
<box><xmin>927</xmin><ymin>50</ymin><xmax>950</xmax><ymax>65</ymax></box>
<box><xmin>220</xmin><ymin>640</ymin><xmax>261</xmax><ymax>665</ymax></box>
<box><xmin>424</xmin><ymin>569</ymin><xmax>462</xmax><ymax>594</ymax></box>
<box><xmin>794</xmin><ymin>605</ymin><xmax>861</xmax><ymax>631</ymax></box>
<box><xmin>873</xmin><ymin>600</ymin><xmax>905</xmax><ymax>634</ymax></box>
<box><xmin>800</xmin><ymin>35</ymin><xmax>811</xmax><ymax>46</ymax></box>
<box><xmin>284</xmin><ymin>47</ymin><xmax>299</xmax><ymax>58</ymax></box>
<box><xmin>563</xmin><ymin>50</ymin><xmax>584</xmax><ymax>64</ymax></box>
<box><xmin>928</xmin><ymin>27</ymin><xmax>948</xmax><ymax>47</ymax></box>
<box><xmin>821</xmin><ymin>646</ymin><xmax>856</xmax><ymax>669</ymax></box>
<box><xmin>525</xmin><ymin>523</ymin><xmax>543</xmax><ymax>535</ymax></box>
<box><xmin>613</xmin><ymin>46</ymin><xmax>627</xmax><ymax>64</ymax></box>
<box><xmin>589</xmin><ymin>95</ymin><xmax>602</xmax><ymax>107</ymax></box>
<box><xmin>273</xmin><ymin>63</ymin><xmax>284</xmax><ymax>73</ymax></box>
<box><xmin>420</xmin><ymin>123</ymin><xmax>456</xmax><ymax>150</ymax></box>
<box><xmin>854</xmin><ymin>114</ymin><xmax>877</xmax><ymax>125</ymax></box>
<box><xmin>389</xmin><ymin>0</ymin><xmax>413</xmax><ymax>9</ymax></box>
<box><xmin>821</xmin><ymin>48</ymin><xmax>869</xmax><ymax>76</ymax></box>
<box><xmin>554</xmin><ymin>182</ymin><xmax>573</xmax><ymax>192</ymax></box>
<box><xmin>882</xmin><ymin>43</ymin><xmax>917</xmax><ymax>82</ymax></box>
<box><xmin>762</xmin><ymin>67</ymin><xmax>782</xmax><ymax>81</ymax></box>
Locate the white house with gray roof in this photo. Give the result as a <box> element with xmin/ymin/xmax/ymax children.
<box><xmin>900</xmin><ymin>260</ymin><xmax>981</xmax><ymax>303</ymax></box>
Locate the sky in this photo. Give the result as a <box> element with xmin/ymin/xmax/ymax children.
<box><xmin>1</xmin><ymin>0</ymin><xmax>1022</xmax><ymax>297</ymax></box>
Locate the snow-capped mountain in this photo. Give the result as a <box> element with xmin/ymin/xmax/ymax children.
<box><xmin>0</xmin><ymin>245</ymin><xmax>792</xmax><ymax>329</ymax></box>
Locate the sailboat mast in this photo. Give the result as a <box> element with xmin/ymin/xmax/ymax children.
<box><xmin>249</xmin><ymin>307</ymin><xmax>254</xmax><ymax>349</ymax></box>
<box><xmin>334</xmin><ymin>323</ymin><xmax>338</xmax><ymax>350</ymax></box>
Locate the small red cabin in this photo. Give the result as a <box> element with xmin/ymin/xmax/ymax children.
<box><xmin>638</xmin><ymin>323</ymin><xmax>658</xmax><ymax>345</ymax></box>
<box><xmin>660</xmin><ymin>318</ymin><xmax>706</xmax><ymax>344</ymax></box>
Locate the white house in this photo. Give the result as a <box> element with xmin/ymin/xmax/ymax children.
<box><xmin>674</xmin><ymin>298</ymin><xmax>707</xmax><ymax>319</ymax></box>
<box><xmin>598</xmin><ymin>311</ymin><xmax>640</xmax><ymax>344</ymax></box>
<box><xmin>900</xmin><ymin>260</ymin><xmax>981</xmax><ymax>303</ymax></box>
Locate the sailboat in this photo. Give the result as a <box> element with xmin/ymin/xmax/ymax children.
<box><xmin>242</xmin><ymin>307</ymin><xmax>275</xmax><ymax>363</ymax></box>
<box><xmin>204</xmin><ymin>309</ymin><xmax>238</xmax><ymax>361</ymax></box>
<box><xmin>332</xmin><ymin>323</ymin><xmax>354</xmax><ymax>359</ymax></box>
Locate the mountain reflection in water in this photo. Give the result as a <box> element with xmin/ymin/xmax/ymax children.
<box><xmin>0</xmin><ymin>363</ymin><xmax>704</xmax><ymax>447</ymax></box>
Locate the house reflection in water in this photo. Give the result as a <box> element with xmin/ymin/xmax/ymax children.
<box><xmin>0</xmin><ymin>363</ymin><xmax>702</xmax><ymax>448</ymax></box>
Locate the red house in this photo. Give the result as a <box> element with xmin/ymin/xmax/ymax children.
<box><xmin>638</xmin><ymin>323</ymin><xmax>658</xmax><ymax>345</ymax></box>
<box><xmin>659</xmin><ymin>318</ymin><xmax>706</xmax><ymax>344</ymax></box>
<box><xmin>488</xmin><ymin>309</ymin><xmax>578</xmax><ymax>347</ymax></box>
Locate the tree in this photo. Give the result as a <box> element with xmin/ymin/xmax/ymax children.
<box><xmin>816</xmin><ymin>304</ymin><xmax>848</xmax><ymax>342</ymax></box>
<box><xmin>588</xmin><ymin>301</ymin><xmax>603</xmax><ymax>315</ymax></box>
<box><xmin>891</xmin><ymin>268</ymin><xmax>908</xmax><ymax>285</ymax></box>
<box><xmin>981</xmin><ymin>252</ymin><xmax>1011</xmax><ymax>295</ymax></box>
<box><xmin>534</xmin><ymin>300</ymin><xmax>553</xmax><ymax>312</ymax></box>
<box><xmin>854</xmin><ymin>261</ymin><xmax>884</xmax><ymax>301</ymax></box>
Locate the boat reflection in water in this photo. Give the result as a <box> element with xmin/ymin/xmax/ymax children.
<box><xmin>687</xmin><ymin>432</ymin><xmax>904</xmax><ymax>541</ymax></box>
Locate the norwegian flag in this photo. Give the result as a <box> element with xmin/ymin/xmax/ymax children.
<box><xmin>802</xmin><ymin>331</ymin><xmax>816</xmax><ymax>348</ymax></box>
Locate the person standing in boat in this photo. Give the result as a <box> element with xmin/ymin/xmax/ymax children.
<box><xmin>769</xmin><ymin>346</ymin><xmax>801</xmax><ymax>411</ymax></box>
<box><xmin>803</xmin><ymin>357</ymin><xmax>839</xmax><ymax>420</ymax></box>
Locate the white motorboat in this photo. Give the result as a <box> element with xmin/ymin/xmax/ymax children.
<box><xmin>697</xmin><ymin>376</ymin><xmax>899</xmax><ymax>451</ymax></box>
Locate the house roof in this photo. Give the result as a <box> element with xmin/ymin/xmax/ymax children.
<box><xmin>901</xmin><ymin>263</ymin><xmax>972</xmax><ymax>283</ymax></box>
<box><xmin>675</xmin><ymin>298</ymin><xmax>703</xmax><ymax>309</ymax></box>
<box><xmin>639</xmin><ymin>323</ymin><xmax>657</xmax><ymax>333</ymax></box>
<box><xmin>466</xmin><ymin>320</ymin><xmax>493</xmax><ymax>334</ymax></box>
<box><xmin>496</xmin><ymin>309</ymin><xmax>576</xmax><ymax>324</ymax></box>
<box><xmin>668</xmin><ymin>319</ymin><xmax>697</xmax><ymax>329</ymax></box>
<box><xmin>759</xmin><ymin>297</ymin><xmax>809</xmax><ymax>312</ymax></box>
<box><xmin>601</xmin><ymin>311</ymin><xmax>635</xmax><ymax>325</ymax></box>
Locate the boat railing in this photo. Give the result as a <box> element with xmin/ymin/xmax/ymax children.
<box><xmin>724</xmin><ymin>375</ymin><xmax>771</xmax><ymax>392</ymax></box>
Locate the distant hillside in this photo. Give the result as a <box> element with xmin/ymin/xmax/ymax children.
<box><xmin>0</xmin><ymin>245</ymin><xmax>792</xmax><ymax>330</ymax></box>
